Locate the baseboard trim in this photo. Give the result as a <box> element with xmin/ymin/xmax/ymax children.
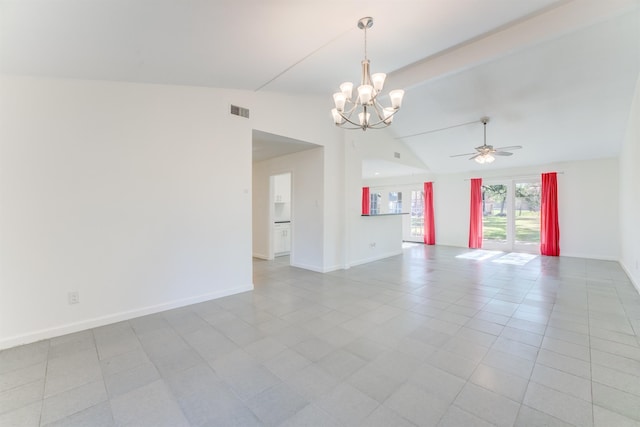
<box><xmin>289</xmin><ymin>261</ymin><xmax>325</xmax><ymax>273</ymax></box>
<box><xmin>559</xmin><ymin>253</ymin><xmax>619</xmax><ymax>261</ymax></box>
<box><xmin>0</xmin><ymin>283</ymin><xmax>254</xmax><ymax>350</ymax></box>
<box><xmin>620</xmin><ymin>261</ymin><xmax>640</xmax><ymax>296</ymax></box>
<box><xmin>349</xmin><ymin>250</ymin><xmax>403</xmax><ymax>268</ymax></box>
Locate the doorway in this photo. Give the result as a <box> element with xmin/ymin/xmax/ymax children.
<box><xmin>482</xmin><ymin>179</ymin><xmax>541</xmax><ymax>252</ymax></box>
<box><xmin>271</xmin><ymin>172</ymin><xmax>292</xmax><ymax>259</ymax></box>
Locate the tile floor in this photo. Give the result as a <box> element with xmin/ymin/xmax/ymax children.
<box><xmin>2</xmin><ymin>245</ymin><xmax>640</xmax><ymax>426</ymax></box>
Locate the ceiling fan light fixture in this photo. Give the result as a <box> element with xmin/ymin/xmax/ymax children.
<box><xmin>331</xmin><ymin>17</ymin><xmax>405</xmax><ymax>131</ymax></box>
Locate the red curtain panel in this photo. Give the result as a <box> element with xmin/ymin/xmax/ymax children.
<box><xmin>541</xmin><ymin>172</ymin><xmax>560</xmax><ymax>256</ymax></box>
<box><xmin>469</xmin><ymin>178</ymin><xmax>483</xmax><ymax>248</ymax></box>
<box><xmin>424</xmin><ymin>182</ymin><xmax>435</xmax><ymax>245</ymax></box>
<box><xmin>362</xmin><ymin>187</ymin><xmax>370</xmax><ymax>215</ymax></box>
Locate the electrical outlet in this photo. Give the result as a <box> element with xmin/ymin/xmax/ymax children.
<box><xmin>68</xmin><ymin>291</ymin><xmax>79</xmax><ymax>305</ymax></box>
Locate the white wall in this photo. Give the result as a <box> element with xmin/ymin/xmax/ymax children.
<box><xmin>364</xmin><ymin>158</ymin><xmax>620</xmax><ymax>260</ymax></box>
<box><xmin>619</xmin><ymin>76</ymin><xmax>640</xmax><ymax>291</ymax></box>
<box><xmin>344</xmin><ymin>130</ymin><xmax>419</xmax><ymax>267</ymax></box>
<box><xmin>0</xmin><ymin>76</ymin><xmax>256</xmax><ymax>348</ymax></box>
<box><xmin>250</xmin><ymin>92</ymin><xmax>346</xmax><ymax>272</ymax></box>
<box><xmin>252</xmin><ymin>148</ymin><xmax>325</xmax><ymax>271</ymax></box>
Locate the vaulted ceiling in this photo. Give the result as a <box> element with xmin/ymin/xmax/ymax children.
<box><xmin>2</xmin><ymin>0</ymin><xmax>638</xmax><ymax>174</ymax></box>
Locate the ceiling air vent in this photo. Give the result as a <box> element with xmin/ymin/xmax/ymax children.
<box><xmin>394</xmin><ymin>152</ymin><xmax>401</xmax><ymax>159</ymax></box>
<box><xmin>230</xmin><ymin>105</ymin><xmax>250</xmax><ymax>118</ymax></box>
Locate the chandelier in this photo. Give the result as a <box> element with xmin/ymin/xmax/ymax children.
<box><xmin>331</xmin><ymin>17</ymin><xmax>405</xmax><ymax>131</ymax></box>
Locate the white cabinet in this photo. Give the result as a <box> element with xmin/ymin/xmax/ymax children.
<box><xmin>274</xmin><ymin>174</ymin><xmax>291</xmax><ymax>204</ymax></box>
<box><xmin>274</xmin><ymin>223</ymin><xmax>291</xmax><ymax>255</ymax></box>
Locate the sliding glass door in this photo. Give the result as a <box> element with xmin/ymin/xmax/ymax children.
<box><xmin>514</xmin><ymin>181</ymin><xmax>541</xmax><ymax>251</ymax></box>
<box><xmin>482</xmin><ymin>179</ymin><xmax>540</xmax><ymax>253</ymax></box>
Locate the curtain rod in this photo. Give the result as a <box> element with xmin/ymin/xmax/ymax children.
<box><xmin>463</xmin><ymin>171</ymin><xmax>564</xmax><ymax>181</ymax></box>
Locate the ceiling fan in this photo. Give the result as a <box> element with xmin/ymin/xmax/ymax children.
<box><xmin>450</xmin><ymin>117</ymin><xmax>522</xmax><ymax>164</ymax></box>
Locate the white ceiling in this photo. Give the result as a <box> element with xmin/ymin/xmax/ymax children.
<box><xmin>2</xmin><ymin>0</ymin><xmax>639</xmax><ymax>174</ymax></box>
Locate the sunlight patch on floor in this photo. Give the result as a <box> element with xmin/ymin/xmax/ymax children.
<box><xmin>456</xmin><ymin>249</ymin><xmax>538</xmax><ymax>265</ymax></box>
<box><xmin>491</xmin><ymin>252</ymin><xmax>538</xmax><ymax>265</ymax></box>
<box><xmin>456</xmin><ymin>250</ymin><xmax>503</xmax><ymax>261</ymax></box>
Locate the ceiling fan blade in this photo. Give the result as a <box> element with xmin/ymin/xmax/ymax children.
<box><xmin>450</xmin><ymin>152</ymin><xmax>477</xmax><ymax>158</ymax></box>
<box><xmin>494</xmin><ymin>151</ymin><xmax>513</xmax><ymax>156</ymax></box>
<box><xmin>469</xmin><ymin>153</ymin><xmax>482</xmax><ymax>160</ymax></box>
<box><xmin>494</xmin><ymin>145</ymin><xmax>522</xmax><ymax>151</ymax></box>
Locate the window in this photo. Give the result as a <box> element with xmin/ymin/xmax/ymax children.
<box><xmin>410</xmin><ymin>190</ymin><xmax>424</xmax><ymax>237</ymax></box>
<box><xmin>482</xmin><ymin>184</ymin><xmax>508</xmax><ymax>244</ymax></box>
<box><xmin>515</xmin><ymin>181</ymin><xmax>541</xmax><ymax>246</ymax></box>
<box><xmin>370</xmin><ymin>192</ymin><xmax>381</xmax><ymax>215</ymax></box>
<box><xmin>388</xmin><ymin>192</ymin><xmax>402</xmax><ymax>213</ymax></box>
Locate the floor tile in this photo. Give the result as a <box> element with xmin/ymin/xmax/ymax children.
<box><xmin>263</xmin><ymin>348</ymin><xmax>312</xmax><ymax>381</ymax></box>
<box><xmin>454</xmin><ymin>382</ymin><xmax>520</xmax><ymax>427</ymax></box>
<box><xmin>530</xmin><ymin>363</ymin><xmax>592</xmax><ymax>402</ymax></box>
<box><xmin>44</xmin><ymin>348</ymin><xmax>102</xmax><ymax>397</ymax></box>
<box><xmin>0</xmin><ymin>379</ymin><xmax>44</xmax><ymax>415</ymax></box>
<box><xmin>43</xmin><ymin>401</ymin><xmax>114</xmax><ymax>427</ymax></box>
<box><xmin>246</xmin><ymin>382</ymin><xmax>308</xmax><ymax>426</ymax></box>
<box><xmin>346</xmin><ymin>365</ymin><xmax>403</xmax><ymax>403</ymax></box>
<box><xmin>316</xmin><ymin>382</ymin><xmax>379</xmax><ymax>425</ymax></box>
<box><xmin>164</xmin><ymin>364</ymin><xmax>256</xmax><ymax>426</ymax></box>
<box><xmin>592</xmin><ymin>363</ymin><xmax>640</xmax><ymax>397</ymax></box>
<box><xmin>103</xmin><ymin>361</ymin><xmax>159</xmax><ymax>398</ymax></box>
<box><xmin>99</xmin><ymin>348</ymin><xmax>149</xmax><ymax>377</ymax></box>
<box><xmin>470</xmin><ymin>363</ymin><xmax>529</xmax><ymax>402</ymax></box>
<box><xmin>316</xmin><ymin>348</ymin><xmax>367</xmax><ymax>380</ymax></box>
<box><xmin>292</xmin><ymin>337</ymin><xmax>335</xmax><ymax>362</ymax></box>
<box><xmin>593</xmin><ymin>405</ymin><xmax>640</xmax><ymax>427</ymax></box>
<box><xmin>523</xmin><ymin>381</ymin><xmax>593</xmax><ymax>426</ymax></box>
<box><xmin>438</xmin><ymin>405</ymin><xmax>496</xmax><ymax>427</ymax></box>
<box><xmin>284</xmin><ymin>365</ymin><xmax>339</xmax><ymax>401</ymax></box>
<box><xmin>384</xmin><ymin>382</ymin><xmax>449</xmax><ymax>426</ymax></box>
<box><xmin>0</xmin><ymin>361</ymin><xmax>46</xmax><ymax>394</ymax></box>
<box><xmin>514</xmin><ymin>405</ymin><xmax>574</xmax><ymax>427</ymax></box>
<box><xmin>592</xmin><ymin>382</ymin><xmax>640</xmax><ymax>422</ymax></box>
<box><xmin>361</xmin><ymin>404</ymin><xmax>416</xmax><ymax>427</ymax></box>
<box><xmin>40</xmin><ymin>380</ymin><xmax>107</xmax><ymax>425</ymax></box>
<box><xmin>0</xmin><ymin>401</ymin><xmax>41</xmax><ymax>427</ymax></box>
<box><xmin>110</xmin><ymin>380</ymin><xmax>189</xmax><ymax>427</ymax></box>
<box><xmin>278</xmin><ymin>403</ymin><xmax>342</xmax><ymax>427</ymax></box>
<box><xmin>535</xmin><ymin>348</ymin><xmax>591</xmax><ymax>379</ymax></box>
<box><xmin>0</xmin><ymin>342</ymin><xmax>49</xmax><ymax>375</ymax></box>
<box><xmin>2</xmin><ymin>247</ymin><xmax>640</xmax><ymax>426</ymax></box>
<box><xmin>409</xmin><ymin>362</ymin><xmax>466</xmax><ymax>403</ymax></box>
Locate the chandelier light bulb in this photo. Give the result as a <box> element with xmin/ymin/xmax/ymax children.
<box><xmin>475</xmin><ymin>155</ymin><xmax>486</xmax><ymax>164</ymax></box>
<box><xmin>333</xmin><ymin>92</ymin><xmax>346</xmax><ymax>112</ymax></box>
<box><xmin>389</xmin><ymin>90</ymin><xmax>405</xmax><ymax>109</ymax></box>
<box><xmin>371</xmin><ymin>73</ymin><xmax>386</xmax><ymax>92</ymax></box>
<box><xmin>485</xmin><ymin>154</ymin><xmax>495</xmax><ymax>163</ymax></box>
<box><xmin>340</xmin><ymin>82</ymin><xmax>353</xmax><ymax>100</ymax></box>
<box><xmin>358</xmin><ymin>85</ymin><xmax>373</xmax><ymax>105</ymax></box>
